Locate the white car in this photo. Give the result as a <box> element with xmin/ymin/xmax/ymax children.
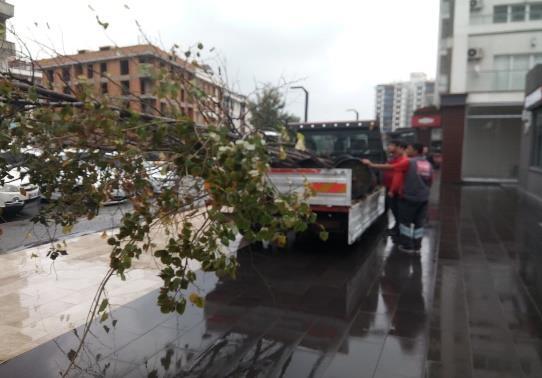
<box><xmin>42</xmin><ymin>172</ymin><xmax>128</xmax><ymax>206</ymax></box>
<box><xmin>144</xmin><ymin>161</ymin><xmax>178</xmax><ymax>194</ymax></box>
<box><xmin>1</xmin><ymin>168</ymin><xmax>40</xmax><ymax>216</ymax></box>
<box><xmin>39</xmin><ymin>149</ymin><xmax>128</xmax><ymax>206</ymax></box>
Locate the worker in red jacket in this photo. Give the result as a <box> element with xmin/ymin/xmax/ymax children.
<box><xmin>363</xmin><ymin>143</ymin><xmax>433</xmax><ymax>252</ymax></box>
<box><xmin>364</xmin><ymin>140</ymin><xmax>408</xmax><ymax>241</ymax></box>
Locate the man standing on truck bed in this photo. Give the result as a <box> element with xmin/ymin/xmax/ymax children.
<box><xmin>365</xmin><ymin>140</ymin><xmax>408</xmax><ymax>242</ymax></box>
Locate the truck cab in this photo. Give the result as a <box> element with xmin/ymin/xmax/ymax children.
<box><xmin>293</xmin><ymin>120</ymin><xmax>386</xmax><ymax>163</ymax></box>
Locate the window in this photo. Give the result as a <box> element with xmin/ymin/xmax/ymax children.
<box><xmin>141</xmin><ymin>99</ymin><xmax>155</xmax><ymax>114</ymax></box>
<box><xmin>75</xmin><ymin>64</ymin><xmax>83</xmax><ymax>76</ymax></box>
<box><xmin>530</xmin><ymin>3</ymin><xmax>542</xmax><ymax>20</ymax></box>
<box><xmin>63</xmin><ymin>86</ymin><xmax>71</xmax><ymax>95</ymax></box>
<box><xmin>140</xmin><ymin>78</ymin><xmax>152</xmax><ymax>95</ymax></box>
<box><xmin>494</xmin><ymin>5</ymin><xmax>508</xmax><ymax>22</ymax></box>
<box><xmin>532</xmin><ymin>110</ymin><xmax>542</xmax><ymax>168</ymax></box>
<box><xmin>101</xmin><ymin>82</ymin><xmax>108</xmax><ymax>94</ymax></box>
<box><xmin>121</xmin><ymin>80</ymin><xmax>130</xmax><ymax>95</ymax></box>
<box><xmin>301</xmin><ymin>129</ymin><xmax>381</xmax><ymax>158</ymax></box>
<box><xmin>120</xmin><ymin>60</ymin><xmax>129</xmax><ymax>75</ymax></box>
<box><xmin>87</xmin><ymin>64</ymin><xmax>94</xmax><ymax>79</ymax></box>
<box><xmin>493</xmin><ymin>3</ymin><xmax>542</xmax><ymax>23</ymax></box>
<box><xmin>511</xmin><ymin>4</ymin><xmax>526</xmax><ymax>21</ymax></box>
<box><xmin>62</xmin><ymin>67</ymin><xmax>70</xmax><ymax>82</ymax></box>
<box><xmin>100</xmin><ymin>62</ymin><xmax>107</xmax><ymax>75</ymax></box>
<box><xmin>494</xmin><ymin>54</ymin><xmax>542</xmax><ymax>90</ymax></box>
<box><xmin>46</xmin><ymin>70</ymin><xmax>54</xmax><ymax>83</ymax></box>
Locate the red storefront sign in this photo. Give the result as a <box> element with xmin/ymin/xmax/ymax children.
<box><xmin>412</xmin><ymin>114</ymin><xmax>441</xmax><ymax>128</ymax></box>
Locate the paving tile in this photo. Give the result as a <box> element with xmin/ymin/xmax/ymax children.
<box><xmin>109</xmin><ymin>325</ymin><xmax>183</xmax><ymax>364</ymax></box>
<box><xmin>426</xmin><ymin>360</ymin><xmax>473</xmax><ymax>378</ymax></box>
<box><xmin>373</xmin><ymin>335</ymin><xmax>426</xmax><ymax>378</ymax></box>
<box><xmin>323</xmin><ymin>339</ymin><xmax>383</xmax><ymax>378</ymax></box>
<box><xmin>427</xmin><ymin>327</ymin><xmax>471</xmax><ymax>367</ymax></box>
<box><xmin>349</xmin><ymin>311</ymin><xmax>391</xmax><ymax>345</ymax></box>
<box><xmin>514</xmin><ymin>338</ymin><xmax>542</xmax><ymax>378</ymax></box>
<box><xmin>280</xmin><ymin>346</ymin><xmax>325</xmax><ymax>378</ymax></box>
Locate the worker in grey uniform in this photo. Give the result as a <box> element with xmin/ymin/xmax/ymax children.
<box><xmin>397</xmin><ymin>143</ymin><xmax>433</xmax><ymax>253</ymax></box>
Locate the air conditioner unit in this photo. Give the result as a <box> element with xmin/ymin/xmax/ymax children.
<box><xmin>468</xmin><ymin>48</ymin><xmax>483</xmax><ymax>60</ymax></box>
<box><xmin>470</xmin><ymin>0</ymin><xmax>483</xmax><ymax>10</ymax></box>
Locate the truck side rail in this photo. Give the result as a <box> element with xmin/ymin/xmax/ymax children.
<box><xmin>268</xmin><ymin>168</ymin><xmax>352</xmax><ymax>207</ymax></box>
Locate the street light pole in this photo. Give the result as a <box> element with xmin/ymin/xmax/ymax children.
<box><xmin>291</xmin><ymin>86</ymin><xmax>309</xmax><ymax>123</ymax></box>
<box><xmin>346</xmin><ymin>109</ymin><xmax>359</xmax><ymax>121</ymax></box>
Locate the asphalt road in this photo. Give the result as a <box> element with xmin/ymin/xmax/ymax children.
<box><xmin>0</xmin><ymin>199</ymin><xmax>132</xmax><ymax>254</ymax></box>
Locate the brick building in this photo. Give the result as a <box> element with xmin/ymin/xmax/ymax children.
<box><xmin>37</xmin><ymin>44</ymin><xmax>248</xmax><ymax>129</ymax></box>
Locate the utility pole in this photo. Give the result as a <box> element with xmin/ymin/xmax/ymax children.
<box><xmin>346</xmin><ymin>108</ymin><xmax>359</xmax><ymax>121</ymax></box>
<box><xmin>291</xmin><ymin>86</ymin><xmax>309</xmax><ymax>122</ymax></box>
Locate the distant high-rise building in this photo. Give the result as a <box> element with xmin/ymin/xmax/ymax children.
<box><xmin>0</xmin><ymin>0</ymin><xmax>15</xmax><ymax>72</ymax></box>
<box><xmin>375</xmin><ymin>73</ymin><xmax>435</xmax><ymax>132</ymax></box>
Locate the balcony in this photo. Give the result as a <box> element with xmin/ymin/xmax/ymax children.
<box><xmin>0</xmin><ymin>39</ymin><xmax>14</xmax><ymax>56</ymax></box>
<box><xmin>470</xmin><ymin>6</ymin><xmax>542</xmax><ymax>26</ymax></box>
<box><xmin>0</xmin><ymin>1</ymin><xmax>14</xmax><ymax>18</ymax></box>
<box><xmin>466</xmin><ymin>69</ymin><xmax>527</xmax><ymax>92</ymax></box>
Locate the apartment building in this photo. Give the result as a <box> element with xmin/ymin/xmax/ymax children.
<box><xmin>0</xmin><ymin>0</ymin><xmax>15</xmax><ymax>72</ymax></box>
<box><xmin>8</xmin><ymin>58</ymin><xmax>43</xmax><ymax>84</ymax></box>
<box><xmin>375</xmin><ymin>73</ymin><xmax>435</xmax><ymax>132</ymax></box>
<box><xmin>37</xmin><ymin>44</ymin><xmax>248</xmax><ymax>130</ymax></box>
<box><xmin>194</xmin><ymin>67</ymin><xmax>248</xmax><ymax>131</ymax></box>
<box><xmin>436</xmin><ymin>0</ymin><xmax>542</xmax><ymax>182</ymax></box>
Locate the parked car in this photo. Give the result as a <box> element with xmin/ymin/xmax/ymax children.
<box><xmin>1</xmin><ymin>167</ymin><xmax>40</xmax><ymax>216</ymax></box>
<box><xmin>144</xmin><ymin>161</ymin><xmax>178</xmax><ymax>194</ymax></box>
<box><xmin>39</xmin><ymin>150</ymin><xmax>128</xmax><ymax>206</ymax></box>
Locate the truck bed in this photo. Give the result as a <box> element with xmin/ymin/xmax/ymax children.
<box><xmin>268</xmin><ymin>168</ymin><xmax>386</xmax><ymax>245</ymax></box>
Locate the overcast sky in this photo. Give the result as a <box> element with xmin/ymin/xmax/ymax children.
<box><xmin>10</xmin><ymin>0</ymin><xmax>440</xmax><ymax>121</ymax></box>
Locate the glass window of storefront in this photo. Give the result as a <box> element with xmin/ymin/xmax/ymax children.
<box><xmin>532</xmin><ymin>109</ymin><xmax>542</xmax><ymax>169</ymax></box>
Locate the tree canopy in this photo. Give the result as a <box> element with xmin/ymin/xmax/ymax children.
<box><xmin>247</xmin><ymin>85</ymin><xmax>300</xmax><ymax>132</ymax></box>
<box><xmin>0</xmin><ymin>43</ymin><xmax>316</xmax><ymax>376</ymax></box>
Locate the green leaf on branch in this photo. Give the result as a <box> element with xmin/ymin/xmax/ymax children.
<box><xmin>319</xmin><ymin>231</ymin><xmax>329</xmax><ymax>242</ymax></box>
<box><xmin>189</xmin><ymin>293</ymin><xmax>204</xmax><ymax>308</ymax></box>
<box><xmin>98</xmin><ymin>299</ymin><xmax>109</xmax><ymax>313</ymax></box>
<box><xmin>96</xmin><ymin>15</ymin><xmax>109</xmax><ymax>29</ymax></box>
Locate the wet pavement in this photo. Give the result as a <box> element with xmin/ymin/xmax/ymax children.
<box><xmin>0</xmin><ymin>201</ymin><xmax>132</xmax><ymax>254</ymax></box>
<box><xmin>0</xmin><ymin>182</ymin><xmax>541</xmax><ymax>378</ymax></box>
<box><xmin>429</xmin><ymin>185</ymin><xmax>542</xmax><ymax>378</ymax></box>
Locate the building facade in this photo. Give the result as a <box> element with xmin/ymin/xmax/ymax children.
<box><xmin>37</xmin><ymin>44</ymin><xmax>248</xmax><ymax>130</ymax></box>
<box><xmin>375</xmin><ymin>73</ymin><xmax>435</xmax><ymax>132</ymax></box>
<box><xmin>194</xmin><ymin>67</ymin><xmax>248</xmax><ymax>131</ymax></box>
<box><xmin>8</xmin><ymin>58</ymin><xmax>43</xmax><ymax>84</ymax></box>
<box><xmin>520</xmin><ymin>64</ymin><xmax>542</xmax><ymax>203</ymax></box>
<box><xmin>0</xmin><ymin>0</ymin><xmax>15</xmax><ymax>72</ymax></box>
<box><xmin>436</xmin><ymin>0</ymin><xmax>542</xmax><ymax>182</ymax></box>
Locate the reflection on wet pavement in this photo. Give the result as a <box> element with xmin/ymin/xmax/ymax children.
<box><xmin>1</xmin><ymin>183</ymin><xmax>542</xmax><ymax>377</ymax></box>
<box><xmin>429</xmin><ymin>185</ymin><xmax>542</xmax><ymax>378</ymax></box>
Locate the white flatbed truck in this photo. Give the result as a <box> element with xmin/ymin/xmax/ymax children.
<box><xmin>268</xmin><ymin>121</ymin><xmax>388</xmax><ymax>245</ymax></box>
